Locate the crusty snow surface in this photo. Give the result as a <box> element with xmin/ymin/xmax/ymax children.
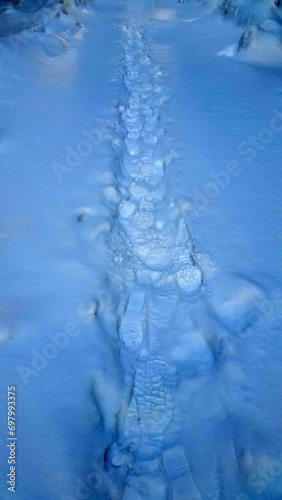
<box><xmin>0</xmin><ymin>0</ymin><xmax>282</xmax><ymax>499</ymax></box>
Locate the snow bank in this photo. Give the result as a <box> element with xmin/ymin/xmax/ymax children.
<box><xmin>218</xmin><ymin>0</ymin><xmax>282</xmax><ymax>66</ymax></box>
<box><xmin>178</xmin><ymin>0</ymin><xmax>282</xmax><ymax>66</ymax></box>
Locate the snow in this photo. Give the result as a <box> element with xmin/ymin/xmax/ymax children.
<box><xmin>0</xmin><ymin>0</ymin><xmax>282</xmax><ymax>498</ymax></box>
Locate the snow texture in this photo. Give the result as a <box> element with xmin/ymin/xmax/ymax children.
<box><xmin>0</xmin><ymin>0</ymin><xmax>282</xmax><ymax>498</ymax></box>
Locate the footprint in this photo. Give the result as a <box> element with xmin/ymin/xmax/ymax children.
<box><xmin>163</xmin><ymin>447</ymin><xmax>202</xmax><ymax>499</ymax></box>
<box><xmin>133</xmin><ymin>209</ymin><xmax>154</xmax><ymax>230</ymax></box>
<box><xmin>121</xmin><ymin>355</ymin><xmax>176</xmax><ymax>460</ymax></box>
<box><xmin>119</xmin><ymin>289</ymin><xmax>145</xmax><ymax>352</ymax></box>
<box><xmin>136</xmin><ymin>156</ymin><xmax>164</xmax><ymax>185</ymax></box>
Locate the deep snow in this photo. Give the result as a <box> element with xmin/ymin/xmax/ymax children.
<box><xmin>0</xmin><ymin>0</ymin><xmax>282</xmax><ymax>499</ymax></box>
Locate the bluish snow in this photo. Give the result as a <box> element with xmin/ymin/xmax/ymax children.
<box><xmin>0</xmin><ymin>0</ymin><xmax>282</xmax><ymax>499</ymax></box>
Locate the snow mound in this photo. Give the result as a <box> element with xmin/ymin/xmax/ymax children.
<box><xmin>193</xmin><ymin>0</ymin><xmax>282</xmax><ymax>66</ymax></box>
<box><xmin>237</xmin><ymin>22</ymin><xmax>282</xmax><ymax>65</ymax></box>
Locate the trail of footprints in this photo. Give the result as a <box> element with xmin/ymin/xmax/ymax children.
<box><xmin>96</xmin><ymin>7</ymin><xmax>205</xmax><ymax>498</ymax></box>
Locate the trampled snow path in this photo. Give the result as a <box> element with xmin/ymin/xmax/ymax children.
<box><xmin>93</xmin><ymin>1</ymin><xmax>210</xmax><ymax>497</ymax></box>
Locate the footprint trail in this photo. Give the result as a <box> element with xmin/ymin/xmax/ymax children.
<box><xmin>93</xmin><ymin>2</ymin><xmax>205</xmax><ymax>496</ymax></box>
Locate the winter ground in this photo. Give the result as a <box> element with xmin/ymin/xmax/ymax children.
<box><xmin>0</xmin><ymin>0</ymin><xmax>282</xmax><ymax>498</ymax></box>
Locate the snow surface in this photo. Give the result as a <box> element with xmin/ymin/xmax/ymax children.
<box><xmin>0</xmin><ymin>0</ymin><xmax>282</xmax><ymax>498</ymax></box>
